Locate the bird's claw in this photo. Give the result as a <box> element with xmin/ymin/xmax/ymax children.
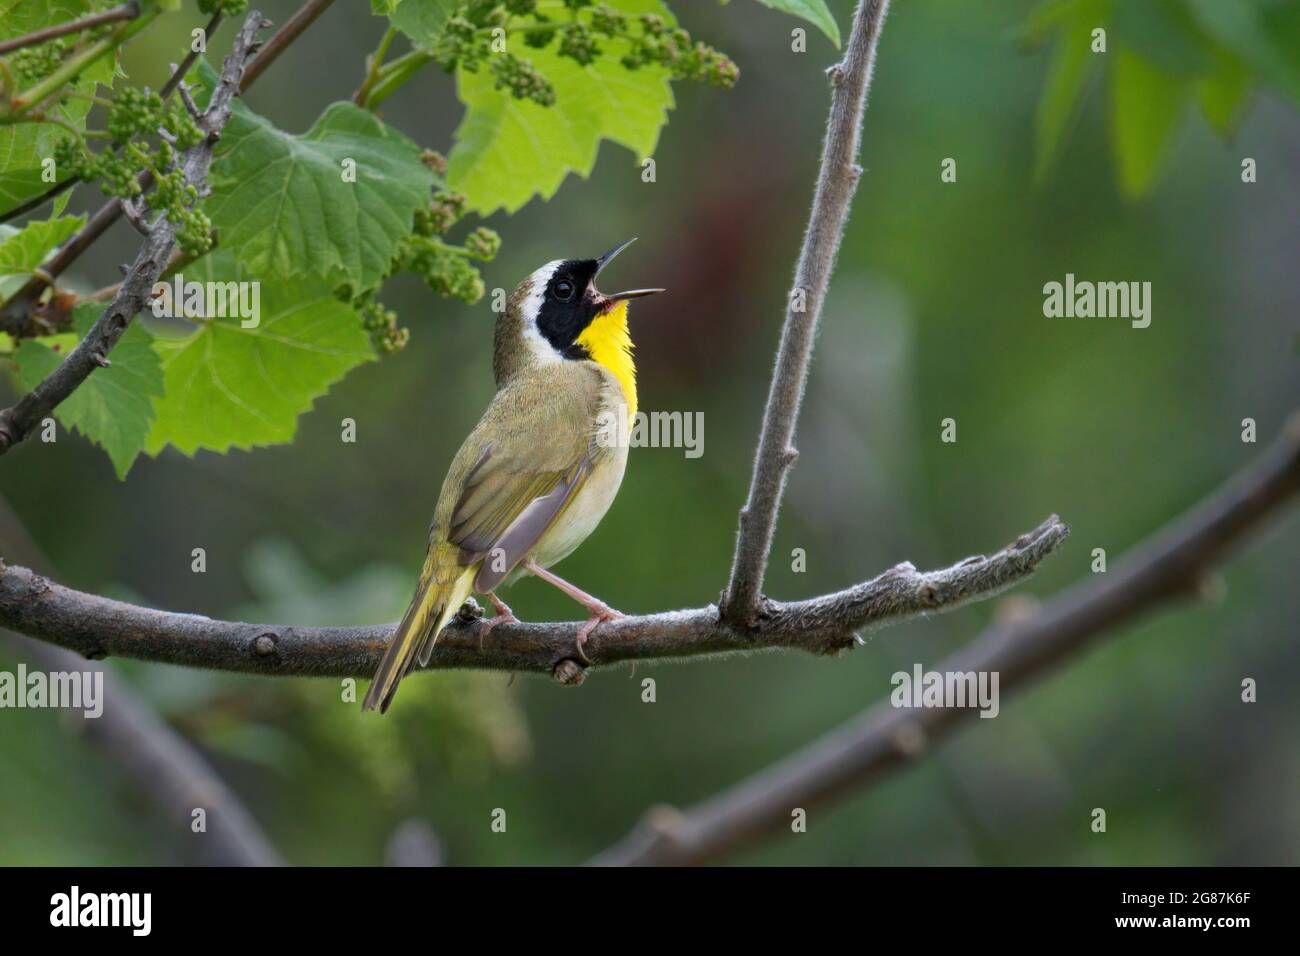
<box><xmin>574</xmin><ymin>604</ymin><xmax>624</xmax><ymax>665</ymax></box>
<box><xmin>478</xmin><ymin>593</ymin><xmax>520</xmax><ymax>650</ymax></box>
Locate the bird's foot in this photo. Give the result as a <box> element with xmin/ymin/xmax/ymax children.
<box><xmin>488</xmin><ymin>591</ymin><xmax>517</xmax><ymax>623</ymax></box>
<box><xmin>478</xmin><ymin>592</ymin><xmax>520</xmax><ymax>649</ymax></box>
<box><xmin>520</xmin><ymin>559</ymin><xmax>625</xmax><ymax>664</ymax></box>
<box><xmin>574</xmin><ymin>601</ymin><xmax>624</xmax><ymax>665</ymax></box>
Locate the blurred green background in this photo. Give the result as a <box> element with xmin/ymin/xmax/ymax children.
<box><xmin>1</xmin><ymin>0</ymin><xmax>1297</xmax><ymax>865</ymax></box>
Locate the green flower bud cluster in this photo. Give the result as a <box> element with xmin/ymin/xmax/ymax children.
<box><xmin>489</xmin><ymin>52</ymin><xmax>555</xmax><ymax>105</ymax></box>
<box><xmin>620</xmin><ymin>14</ymin><xmax>739</xmax><ymax>88</ymax></box>
<box><xmin>590</xmin><ymin>6</ymin><xmax>622</xmax><ymax>36</ymax></box>
<box><xmin>463</xmin><ymin>226</ymin><xmax>501</xmax><ymax>260</ymax></box>
<box><xmin>356</xmin><ymin>190</ymin><xmax>503</xmax><ymax>353</ymax></box>
<box><xmin>198</xmin><ymin>0</ymin><xmax>251</xmax><ymax>15</ymax></box>
<box><xmin>106</xmin><ymin>87</ymin><xmax>202</xmax><ymax>149</ymax></box>
<box><xmin>419</xmin><ymin>148</ymin><xmax>448</xmax><ymax>176</ymax></box>
<box><xmin>417</xmin><ymin>189</ymin><xmax>466</xmax><ymax>235</ymax></box>
<box><xmin>10</xmin><ymin>38</ymin><xmax>73</xmax><ymax>84</ymax></box>
<box><xmin>358</xmin><ymin>296</ymin><xmax>409</xmax><ymax>355</ymax></box>
<box><xmin>557</xmin><ymin>22</ymin><xmax>598</xmax><ymax>66</ymax></box>
<box><xmin>421</xmin><ymin>249</ymin><xmax>487</xmax><ymax>304</ymax></box>
<box><xmin>429</xmin><ymin>1</ymin><xmax>738</xmax><ymax>105</ymax></box>
<box><xmin>54</xmin><ymin>86</ymin><xmax>213</xmax><ymax>256</ymax></box>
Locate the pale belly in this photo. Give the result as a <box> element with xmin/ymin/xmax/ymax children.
<box><xmin>526</xmin><ymin>441</ymin><xmax>628</xmax><ymax>572</ymax></box>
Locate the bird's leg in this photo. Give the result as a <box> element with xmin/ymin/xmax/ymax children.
<box><xmin>488</xmin><ymin>591</ymin><xmax>518</xmax><ymax>623</ymax></box>
<box><xmin>523</xmin><ymin>559</ymin><xmax>624</xmax><ymax>661</ymax></box>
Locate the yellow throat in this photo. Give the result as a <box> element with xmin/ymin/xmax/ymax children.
<box><xmin>576</xmin><ymin>299</ymin><xmax>637</xmax><ymax>420</ymax></box>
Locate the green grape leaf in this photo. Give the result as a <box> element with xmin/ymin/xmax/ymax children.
<box><xmin>752</xmin><ymin>0</ymin><xmax>841</xmax><ymax>48</ymax></box>
<box><xmin>0</xmin><ymin>225</ymin><xmax>22</xmax><ymax>300</ymax></box>
<box><xmin>0</xmin><ymin>214</ymin><xmax>84</xmax><ymax>275</ymax></box>
<box><xmin>1111</xmin><ymin>0</ymin><xmax>1210</xmax><ymax>76</ymax></box>
<box><xmin>202</xmin><ymin>90</ymin><xmax>437</xmax><ymax>293</ymax></box>
<box><xmin>1185</xmin><ymin>0</ymin><xmax>1300</xmax><ymax>105</ymax></box>
<box><xmin>0</xmin><ymin>1</ymin><xmax>114</xmax><ymax>217</ymax></box>
<box><xmin>446</xmin><ymin>0</ymin><xmax>675</xmax><ymax>215</ymax></box>
<box><xmin>14</xmin><ymin>304</ymin><xmax>163</xmax><ymax>478</ymax></box>
<box><xmin>383</xmin><ymin>0</ymin><xmax>459</xmax><ymax>48</ymax></box>
<box><xmin>1196</xmin><ymin>46</ymin><xmax>1254</xmax><ymax>135</ymax></box>
<box><xmin>1014</xmin><ymin>0</ymin><xmax>1082</xmax><ymax>51</ymax></box>
<box><xmin>1032</xmin><ymin>2</ymin><xmax>1103</xmax><ymax>184</ymax></box>
<box><xmin>144</xmin><ymin>252</ymin><xmax>376</xmax><ymax>458</ymax></box>
<box><xmin>1110</xmin><ymin>49</ymin><xmax>1191</xmax><ymax>197</ymax></box>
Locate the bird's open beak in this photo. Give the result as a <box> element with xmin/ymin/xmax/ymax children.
<box><xmin>605</xmin><ymin>287</ymin><xmax>666</xmax><ymax>302</ymax></box>
<box><xmin>595</xmin><ymin>237</ymin><xmax>637</xmax><ymax>275</ymax></box>
<box><xmin>595</xmin><ymin>238</ymin><xmax>666</xmax><ymax>303</ymax></box>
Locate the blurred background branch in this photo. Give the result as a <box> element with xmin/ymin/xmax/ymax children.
<box><xmin>0</xmin><ymin>496</ymin><xmax>282</xmax><ymax>866</ymax></box>
<box><xmin>593</xmin><ymin>414</ymin><xmax>1300</xmax><ymax>865</ymax></box>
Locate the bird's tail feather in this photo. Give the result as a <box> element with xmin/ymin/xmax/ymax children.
<box><xmin>363</xmin><ymin>567</ymin><xmax>473</xmax><ymax>714</ymax></box>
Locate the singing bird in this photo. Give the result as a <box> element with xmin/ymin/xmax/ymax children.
<box><xmin>363</xmin><ymin>240</ymin><xmax>664</xmax><ymax>713</ymax></box>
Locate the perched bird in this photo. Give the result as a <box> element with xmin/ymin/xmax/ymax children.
<box><xmin>363</xmin><ymin>240</ymin><xmax>664</xmax><ymax>713</ymax></box>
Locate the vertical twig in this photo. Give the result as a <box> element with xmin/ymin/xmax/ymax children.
<box><xmin>721</xmin><ymin>0</ymin><xmax>892</xmax><ymax>628</ymax></box>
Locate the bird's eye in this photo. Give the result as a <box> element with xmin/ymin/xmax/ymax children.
<box><xmin>553</xmin><ymin>279</ymin><xmax>575</xmax><ymax>301</ymax></box>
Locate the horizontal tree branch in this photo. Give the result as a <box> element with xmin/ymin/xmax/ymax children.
<box><xmin>590</xmin><ymin>414</ymin><xmax>1300</xmax><ymax>865</ymax></box>
<box><xmin>0</xmin><ymin>516</ymin><xmax>1069</xmax><ymax>682</ymax></box>
<box><xmin>0</xmin><ymin>11</ymin><xmax>268</xmax><ymax>456</ymax></box>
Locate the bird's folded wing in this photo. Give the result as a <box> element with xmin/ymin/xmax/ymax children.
<box><xmin>448</xmin><ymin>436</ymin><xmax>595</xmax><ymax>593</ymax></box>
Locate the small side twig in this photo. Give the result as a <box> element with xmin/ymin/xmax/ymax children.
<box><xmin>177</xmin><ymin>82</ymin><xmax>202</xmax><ymax>121</ymax></box>
<box><xmin>119</xmin><ymin>197</ymin><xmax>152</xmax><ymax>235</ymax></box>
<box><xmin>160</xmin><ymin>12</ymin><xmax>223</xmax><ymax>100</ymax></box>
<box><xmin>0</xmin><ymin>2</ymin><xmax>140</xmax><ymax>57</ymax></box>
